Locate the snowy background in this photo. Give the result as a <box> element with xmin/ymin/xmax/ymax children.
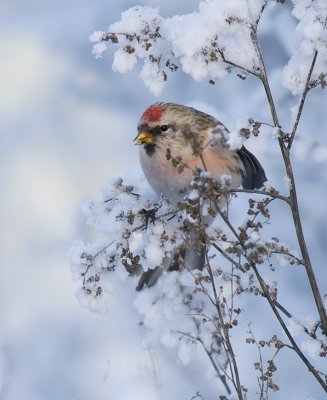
<box><xmin>1</xmin><ymin>1</ymin><xmax>326</xmax><ymax>399</ymax></box>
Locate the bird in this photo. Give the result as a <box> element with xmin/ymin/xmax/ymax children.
<box><xmin>134</xmin><ymin>102</ymin><xmax>266</xmax><ymax>290</ymax></box>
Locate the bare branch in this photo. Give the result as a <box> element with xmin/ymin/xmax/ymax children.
<box><xmin>286</xmin><ymin>157</ymin><xmax>327</xmax><ymax>335</ymax></box>
<box><xmin>218</xmin><ymin>48</ymin><xmax>260</xmax><ymax>77</ymax></box>
<box><xmin>288</xmin><ymin>50</ymin><xmax>318</xmax><ymax>149</ymax></box>
<box><xmin>131</xmin><ymin>210</ymin><xmax>177</xmax><ymax>232</ymax></box>
<box><xmin>210</xmin><ymin>185</ymin><xmax>327</xmax><ymax>390</ymax></box>
<box><xmin>251</xmin><ymin>264</ymin><xmax>327</xmax><ymax>391</ymax></box>
<box><xmin>177</xmin><ymin>330</ymin><xmax>232</xmax><ymax>395</ymax></box>
<box><xmin>251</xmin><ymin>30</ymin><xmax>327</xmax><ymax>336</ymax></box>
<box><xmin>228</xmin><ymin>188</ymin><xmax>289</xmax><ymax>203</ymax></box>
<box><xmin>205</xmin><ymin>250</ymin><xmax>245</xmax><ymax>400</ymax></box>
<box><xmin>211</xmin><ymin>242</ymin><xmax>246</xmax><ymax>272</ymax></box>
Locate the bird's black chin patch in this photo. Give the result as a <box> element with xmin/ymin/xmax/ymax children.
<box><xmin>144</xmin><ymin>143</ymin><xmax>156</xmax><ymax>157</ymax></box>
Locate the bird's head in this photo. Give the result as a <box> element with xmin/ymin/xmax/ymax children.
<box><xmin>135</xmin><ymin>102</ymin><xmax>217</xmax><ymax>157</ymax></box>
<box><xmin>135</xmin><ymin>103</ymin><xmax>182</xmax><ymax>157</ymax></box>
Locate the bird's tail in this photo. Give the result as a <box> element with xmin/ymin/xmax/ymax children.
<box><xmin>236</xmin><ymin>146</ymin><xmax>267</xmax><ymax>189</ymax></box>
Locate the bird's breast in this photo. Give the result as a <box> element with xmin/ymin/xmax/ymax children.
<box><xmin>139</xmin><ymin>146</ymin><xmax>191</xmax><ymax>204</ymax></box>
<box><xmin>139</xmin><ymin>144</ymin><xmax>243</xmax><ymax>205</ymax></box>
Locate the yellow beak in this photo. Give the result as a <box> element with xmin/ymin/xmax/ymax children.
<box><xmin>134</xmin><ymin>131</ymin><xmax>154</xmax><ymax>145</ymax></box>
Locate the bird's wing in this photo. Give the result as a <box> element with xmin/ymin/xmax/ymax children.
<box><xmin>236</xmin><ymin>146</ymin><xmax>267</xmax><ymax>189</ymax></box>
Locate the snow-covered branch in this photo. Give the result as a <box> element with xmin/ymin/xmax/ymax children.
<box><xmin>70</xmin><ymin>0</ymin><xmax>327</xmax><ymax>398</ymax></box>
<box><xmin>90</xmin><ymin>1</ymin><xmax>270</xmax><ymax>95</ymax></box>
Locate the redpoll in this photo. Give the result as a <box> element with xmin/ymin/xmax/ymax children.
<box><xmin>135</xmin><ymin>102</ymin><xmax>266</xmax><ymax>289</ymax></box>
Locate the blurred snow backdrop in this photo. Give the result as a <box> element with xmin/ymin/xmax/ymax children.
<box><xmin>1</xmin><ymin>0</ymin><xmax>326</xmax><ymax>399</ymax></box>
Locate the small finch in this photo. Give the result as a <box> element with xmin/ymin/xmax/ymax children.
<box><xmin>135</xmin><ymin>102</ymin><xmax>266</xmax><ymax>289</ymax></box>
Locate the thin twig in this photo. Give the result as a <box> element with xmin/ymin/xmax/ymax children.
<box><xmin>251</xmin><ymin>264</ymin><xmax>327</xmax><ymax>391</ymax></box>
<box><xmin>190</xmin><ymin>393</ymin><xmax>205</xmax><ymax>400</ymax></box>
<box><xmin>288</xmin><ymin>50</ymin><xmax>318</xmax><ymax>149</ymax></box>
<box><xmin>205</xmin><ymin>251</ymin><xmax>244</xmax><ymax>400</ymax></box>
<box><xmin>131</xmin><ymin>210</ymin><xmax>177</xmax><ymax>232</ymax></box>
<box><xmin>176</xmin><ymin>330</ymin><xmax>232</xmax><ymax>395</ymax></box>
<box><xmin>218</xmin><ymin>49</ymin><xmax>261</xmax><ymax>78</ymax></box>
<box><xmin>211</xmin><ymin>238</ymin><xmax>318</xmax><ymax>339</ymax></box>
<box><xmin>270</xmin><ymin>249</ymin><xmax>305</xmax><ymax>266</ymax></box>
<box><xmin>198</xmin><ymin>338</ymin><xmax>232</xmax><ymax>395</ymax></box>
<box><xmin>228</xmin><ymin>188</ymin><xmax>289</xmax><ymax>203</ymax></box>
<box><xmin>211</xmin><ymin>242</ymin><xmax>246</xmax><ymax>272</ymax></box>
<box><xmin>255</xmin><ymin>1</ymin><xmax>269</xmax><ymax>28</ymax></box>
<box><xmin>213</xmin><ymin>201</ymin><xmax>245</xmax><ymax>251</ymax></box>
<box><xmin>252</xmin><ymin>120</ymin><xmax>275</xmax><ymax>128</ymax></box>
<box><xmin>286</xmin><ymin>156</ymin><xmax>327</xmax><ymax>335</ymax></box>
<box><xmin>211</xmin><ymin>188</ymin><xmax>327</xmax><ymax>390</ymax></box>
<box><xmin>253</xmin><ymin>34</ymin><xmax>327</xmax><ymax>336</ymax></box>
<box><xmin>247</xmin><ymin>326</ymin><xmax>266</xmax><ymax>399</ymax></box>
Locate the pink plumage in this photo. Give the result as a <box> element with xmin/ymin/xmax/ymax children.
<box><xmin>135</xmin><ymin>102</ymin><xmax>267</xmax><ymax>290</ymax></box>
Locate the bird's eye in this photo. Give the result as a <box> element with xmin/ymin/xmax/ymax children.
<box><xmin>160</xmin><ymin>125</ymin><xmax>168</xmax><ymax>132</ymax></box>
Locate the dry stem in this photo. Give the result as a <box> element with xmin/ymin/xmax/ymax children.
<box><xmin>256</xmin><ymin>41</ymin><xmax>327</xmax><ymax>336</ymax></box>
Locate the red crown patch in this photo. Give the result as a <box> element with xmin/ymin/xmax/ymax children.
<box><xmin>141</xmin><ymin>105</ymin><xmax>163</xmax><ymax>122</ymax></box>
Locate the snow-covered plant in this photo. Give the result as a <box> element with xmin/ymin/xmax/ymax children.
<box><xmin>70</xmin><ymin>1</ymin><xmax>327</xmax><ymax>399</ymax></box>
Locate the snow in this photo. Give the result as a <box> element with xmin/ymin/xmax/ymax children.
<box><xmin>271</xmin><ymin>126</ymin><xmax>281</xmax><ymax>139</ymax></box>
<box><xmin>178</xmin><ymin>341</ymin><xmax>195</xmax><ymax>366</ymax></box>
<box><xmin>226</xmin><ymin>129</ymin><xmax>244</xmax><ymax>150</ymax></box>
<box><xmin>76</xmin><ymin>286</ymin><xmax>110</xmax><ymax>315</ymax></box>
<box><xmin>69</xmin><ymin>159</ymin><xmax>326</xmax><ymax>396</ymax></box>
<box><xmin>106</xmin><ymin>6</ymin><xmax>166</xmax><ymax>94</ymax></box>
<box><xmin>139</xmin><ymin>61</ymin><xmax>167</xmax><ymax>96</ymax></box>
<box><xmin>286</xmin><ymin>317</ymin><xmax>305</xmax><ymax>337</ymax></box>
<box><xmin>283</xmin><ymin>175</ymin><xmax>292</xmax><ymax>190</ymax></box>
<box><xmin>129</xmin><ymin>231</ymin><xmax>144</xmax><ymax>253</ymax></box>
<box><xmin>144</xmin><ymin>224</ymin><xmax>166</xmax><ymax>266</ymax></box>
<box><xmin>91</xmin><ymin>41</ymin><xmax>107</xmax><ymax>59</ymax></box>
<box><xmin>109</xmin><ymin>6</ymin><xmax>162</xmax><ymax>35</ymax></box>
<box><xmin>301</xmin><ymin>339</ymin><xmax>322</xmax><ymax>359</ymax></box>
<box><xmin>79</xmin><ymin>0</ymin><xmax>326</xmax><ymax>396</ymax></box>
<box><xmin>187</xmin><ymin>189</ymin><xmax>200</xmax><ymax>202</ymax></box>
<box><xmin>89</xmin><ymin>30</ymin><xmax>105</xmax><ymax>42</ymax></box>
<box><xmin>2</xmin><ymin>0</ymin><xmax>327</xmax><ymax>399</ymax></box>
<box><xmin>91</xmin><ymin>0</ymin><xmax>269</xmax><ymax>95</ymax></box>
<box><xmin>282</xmin><ymin>0</ymin><xmax>327</xmax><ymax>95</ymax></box>
<box><xmin>112</xmin><ymin>48</ymin><xmax>138</xmax><ymax>73</ymax></box>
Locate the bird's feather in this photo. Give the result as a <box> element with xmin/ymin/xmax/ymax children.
<box><xmin>236</xmin><ymin>146</ymin><xmax>267</xmax><ymax>189</ymax></box>
<box><xmin>136</xmin><ymin>104</ymin><xmax>267</xmax><ymax>290</ymax></box>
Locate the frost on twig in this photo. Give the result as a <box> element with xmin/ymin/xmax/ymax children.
<box><xmin>74</xmin><ymin>0</ymin><xmax>327</xmax><ymax>397</ymax></box>
<box><xmin>282</xmin><ymin>0</ymin><xmax>327</xmax><ymax>96</ymax></box>
<box><xmin>69</xmin><ymin>166</ymin><xmax>326</xmax><ymax>396</ymax></box>
<box><xmin>90</xmin><ymin>1</ymin><xmax>272</xmax><ymax>95</ymax></box>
